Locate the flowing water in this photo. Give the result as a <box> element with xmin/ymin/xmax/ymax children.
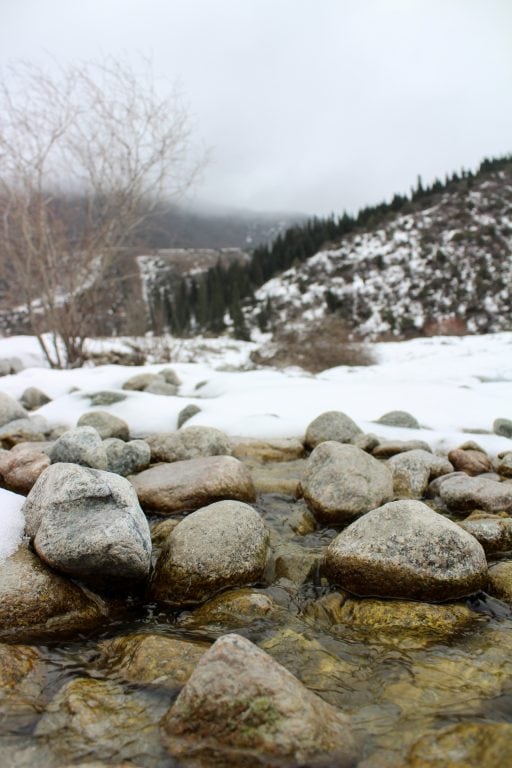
<box><xmin>2</xmin><ymin>491</ymin><xmax>512</xmax><ymax>767</ymax></box>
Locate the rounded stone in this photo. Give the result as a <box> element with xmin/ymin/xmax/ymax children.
<box><xmin>121</xmin><ymin>372</ymin><xmax>164</xmax><ymax>391</ymax></box>
<box><xmin>0</xmin><ymin>442</ymin><xmax>51</xmax><ymax>494</ymax></box>
<box><xmin>103</xmin><ymin>438</ymin><xmax>150</xmax><ymax>477</ymax></box>
<box><xmin>0</xmin><ymin>393</ymin><xmax>28</xmax><ymax>428</ymax></box>
<box><xmin>448</xmin><ymin>448</ymin><xmax>493</xmax><ymax>476</ymax></box>
<box><xmin>375</xmin><ymin>410</ymin><xmax>420</xmax><ymax>429</ymax></box>
<box><xmin>300</xmin><ymin>441</ymin><xmax>393</xmax><ymax>524</ymax></box>
<box><xmin>177</xmin><ymin>404</ymin><xmax>201</xmax><ymax>428</ymax></box>
<box><xmin>144</xmin><ymin>380</ymin><xmax>178</xmax><ymax>396</ymax></box>
<box><xmin>160</xmin><ymin>633</ymin><xmax>359</xmax><ymax>768</ymax></box>
<box><xmin>496</xmin><ymin>452</ymin><xmax>512</xmax><ymax>478</ymax></box>
<box><xmin>158</xmin><ymin>367</ymin><xmax>182</xmax><ymax>386</ymax></box>
<box><xmin>488</xmin><ymin>561</ymin><xmax>512</xmax><ymax>601</ymax></box>
<box><xmin>459</xmin><ymin>513</ymin><xmax>512</xmax><ymax>554</ymax></box>
<box><xmin>305</xmin><ymin>410</ymin><xmax>362</xmax><ymax>449</ymax></box>
<box><xmin>437</xmin><ymin>474</ymin><xmax>512</xmax><ymax>513</ymax></box>
<box><xmin>493</xmin><ymin>418</ymin><xmax>512</xmax><ymax>438</ymax></box>
<box><xmin>324</xmin><ymin>499</ymin><xmax>488</xmax><ymax>601</ymax></box>
<box><xmin>130</xmin><ymin>455</ymin><xmax>256</xmax><ymax>514</ymax></box>
<box><xmin>388</xmin><ymin>449</ymin><xmax>453</xmax><ymax>498</ymax></box>
<box><xmin>49</xmin><ymin>426</ymin><xmax>108</xmax><ymax>470</ymax></box>
<box><xmin>23</xmin><ymin>463</ymin><xmax>152</xmax><ymax>590</ymax></box>
<box><xmin>77</xmin><ymin>411</ymin><xmax>129</xmax><ymax>441</ymax></box>
<box><xmin>146</xmin><ymin>425</ymin><xmax>232</xmax><ymax>463</ymax></box>
<box><xmin>150</xmin><ymin>500</ymin><xmax>269</xmax><ymax>606</ymax></box>
<box><xmin>20</xmin><ymin>387</ymin><xmax>51</xmax><ymax>411</ymax></box>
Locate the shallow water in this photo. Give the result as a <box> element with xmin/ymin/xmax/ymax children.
<box><xmin>2</xmin><ymin>492</ymin><xmax>512</xmax><ymax>767</ymax></box>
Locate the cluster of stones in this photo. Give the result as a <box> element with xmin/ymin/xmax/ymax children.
<box><xmin>1</xmin><ymin>376</ymin><xmax>512</xmax><ymax>766</ymax></box>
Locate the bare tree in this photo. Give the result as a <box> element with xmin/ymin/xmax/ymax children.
<box><xmin>0</xmin><ymin>57</ymin><xmax>203</xmax><ymax>367</ymax></box>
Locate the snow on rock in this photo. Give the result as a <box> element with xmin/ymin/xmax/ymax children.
<box><xmin>0</xmin><ymin>489</ymin><xmax>25</xmax><ymax>563</ymax></box>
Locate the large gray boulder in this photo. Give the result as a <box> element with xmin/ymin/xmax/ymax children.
<box><xmin>49</xmin><ymin>426</ymin><xmax>108</xmax><ymax>470</ymax></box>
<box><xmin>103</xmin><ymin>438</ymin><xmax>150</xmax><ymax>477</ymax></box>
<box><xmin>130</xmin><ymin>455</ymin><xmax>256</xmax><ymax>514</ymax></box>
<box><xmin>146</xmin><ymin>425</ymin><xmax>231</xmax><ymax>463</ymax></box>
<box><xmin>161</xmin><ymin>633</ymin><xmax>359</xmax><ymax>768</ymax></box>
<box><xmin>150</xmin><ymin>500</ymin><xmax>269</xmax><ymax>606</ymax></box>
<box><xmin>437</xmin><ymin>474</ymin><xmax>512</xmax><ymax>513</ymax></box>
<box><xmin>300</xmin><ymin>441</ymin><xmax>393</xmax><ymax>524</ymax></box>
<box><xmin>305</xmin><ymin>410</ymin><xmax>362</xmax><ymax>449</ymax></box>
<box><xmin>77</xmin><ymin>411</ymin><xmax>129</xmax><ymax>441</ymax></box>
<box><xmin>0</xmin><ymin>392</ymin><xmax>28</xmax><ymax>428</ymax></box>
<box><xmin>23</xmin><ymin>463</ymin><xmax>152</xmax><ymax>590</ymax></box>
<box><xmin>325</xmin><ymin>499</ymin><xmax>488</xmax><ymax>601</ymax></box>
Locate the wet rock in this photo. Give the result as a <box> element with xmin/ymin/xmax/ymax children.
<box><xmin>98</xmin><ymin>632</ymin><xmax>209</xmax><ymax>687</ymax></box>
<box><xmin>300</xmin><ymin>441</ymin><xmax>393</xmax><ymax>524</ymax></box>
<box><xmin>0</xmin><ymin>545</ymin><xmax>107</xmax><ymax>641</ymax></box>
<box><xmin>149</xmin><ymin>517</ymin><xmax>181</xmax><ymax>553</ymax></box>
<box><xmin>303</xmin><ymin>591</ymin><xmax>484</xmax><ymax>639</ymax></box>
<box><xmin>305</xmin><ymin>410</ymin><xmax>362</xmax><ymax>449</ymax></box>
<box><xmin>0</xmin><ymin>642</ymin><xmax>46</xmax><ymax>732</ymax></box>
<box><xmin>372</xmin><ymin>439</ymin><xmax>432</xmax><ymax>458</ymax></box>
<box><xmin>406</xmin><ymin>722</ymin><xmax>512</xmax><ymax>767</ymax></box>
<box><xmin>496</xmin><ymin>452</ymin><xmax>512</xmax><ymax>478</ymax></box>
<box><xmin>121</xmin><ymin>372</ymin><xmax>164</xmax><ymax>391</ymax></box>
<box><xmin>49</xmin><ymin>426</ymin><xmax>108</xmax><ymax>470</ymax></box>
<box><xmin>20</xmin><ymin>387</ymin><xmax>51</xmax><ymax>411</ymax></box>
<box><xmin>325</xmin><ymin>500</ymin><xmax>488</xmax><ymax>601</ymax></box>
<box><xmin>247</xmin><ymin>457</ymin><xmax>306</xmax><ymax>495</ymax></box>
<box><xmin>130</xmin><ymin>455</ymin><xmax>256</xmax><ymax>514</ymax></box>
<box><xmin>0</xmin><ymin>442</ymin><xmax>52</xmax><ymax>493</ymax></box>
<box><xmin>488</xmin><ymin>561</ymin><xmax>512</xmax><ymax>601</ymax></box>
<box><xmin>160</xmin><ymin>633</ymin><xmax>359</xmax><ymax>768</ymax></box>
<box><xmin>493</xmin><ymin>417</ymin><xmax>512</xmax><ymax>438</ymax></box>
<box><xmin>0</xmin><ymin>416</ymin><xmax>51</xmax><ymax>447</ymax></box>
<box><xmin>375</xmin><ymin>410</ymin><xmax>420</xmax><ymax>429</ymax></box>
<box><xmin>448</xmin><ymin>448</ymin><xmax>493</xmax><ymax>476</ymax></box>
<box><xmin>144</xmin><ymin>380</ymin><xmax>178</xmax><ymax>396</ymax></box>
<box><xmin>459</xmin><ymin>512</ymin><xmax>512</xmax><ymax>554</ymax></box>
<box><xmin>231</xmin><ymin>436</ymin><xmax>305</xmax><ymax>462</ymax></box>
<box><xmin>177</xmin><ymin>403</ymin><xmax>201</xmax><ymax>428</ymax></box>
<box><xmin>23</xmin><ymin>463</ymin><xmax>151</xmax><ymax>590</ymax></box>
<box><xmin>35</xmin><ymin>677</ymin><xmax>171</xmax><ymax>766</ymax></box>
<box><xmin>388</xmin><ymin>449</ymin><xmax>453</xmax><ymax>498</ymax></box>
<box><xmin>77</xmin><ymin>411</ymin><xmax>130</xmax><ymax>441</ymax></box>
<box><xmin>103</xmin><ymin>438</ymin><xmax>150</xmax><ymax>477</ymax></box>
<box><xmin>150</xmin><ymin>500</ymin><xmax>269</xmax><ymax>607</ymax></box>
<box><xmin>158</xmin><ymin>367</ymin><xmax>182</xmax><ymax>386</ymax></box>
<box><xmin>437</xmin><ymin>474</ymin><xmax>512</xmax><ymax>513</ymax></box>
<box><xmin>0</xmin><ymin>392</ymin><xmax>28</xmax><ymax>428</ymax></box>
<box><xmin>146</xmin><ymin>425</ymin><xmax>231</xmax><ymax>462</ymax></box>
<box><xmin>178</xmin><ymin>588</ymin><xmax>282</xmax><ymax>630</ymax></box>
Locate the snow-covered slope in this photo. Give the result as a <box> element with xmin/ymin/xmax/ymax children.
<box><xmin>250</xmin><ymin>168</ymin><xmax>512</xmax><ymax>338</ymax></box>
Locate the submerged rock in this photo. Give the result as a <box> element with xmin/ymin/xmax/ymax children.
<box><xmin>300</xmin><ymin>441</ymin><xmax>393</xmax><ymax>524</ymax></box>
<box><xmin>305</xmin><ymin>410</ymin><xmax>362</xmax><ymax>449</ymax></box>
<box><xmin>160</xmin><ymin>633</ymin><xmax>359</xmax><ymax>767</ymax></box>
<box><xmin>0</xmin><ymin>545</ymin><xmax>107</xmax><ymax>641</ymax></box>
<box><xmin>98</xmin><ymin>632</ymin><xmax>209</xmax><ymax>687</ymax></box>
<box><xmin>23</xmin><ymin>463</ymin><xmax>151</xmax><ymax>590</ymax></box>
<box><xmin>130</xmin><ymin>455</ymin><xmax>256</xmax><ymax>514</ymax></box>
<box><xmin>150</xmin><ymin>500</ymin><xmax>269</xmax><ymax>607</ymax></box>
<box><xmin>325</xmin><ymin>500</ymin><xmax>488</xmax><ymax>601</ymax></box>
<box><xmin>178</xmin><ymin>588</ymin><xmax>282</xmax><ymax>631</ymax></box>
<box><xmin>49</xmin><ymin>426</ymin><xmax>108</xmax><ymax>470</ymax></box>
<box><xmin>406</xmin><ymin>721</ymin><xmax>512</xmax><ymax>767</ymax></box>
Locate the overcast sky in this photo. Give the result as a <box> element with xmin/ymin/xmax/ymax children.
<box><xmin>1</xmin><ymin>0</ymin><xmax>511</xmax><ymax>216</ymax></box>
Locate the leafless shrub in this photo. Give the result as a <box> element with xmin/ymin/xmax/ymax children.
<box><xmin>251</xmin><ymin>315</ymin><xmax>376</xmax><ymax>372</ymax></box>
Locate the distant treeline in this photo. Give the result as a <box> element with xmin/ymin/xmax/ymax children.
<box><xmin>151</xmin><ymin>154</ymin><xmax>512</xmax><ymax>338</ymax></box>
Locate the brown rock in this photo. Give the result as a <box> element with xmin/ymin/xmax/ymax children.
<box><xmin>459</xmin><ymin>513</ymin><xmax>512</xmax><ymax>554</ymax></box>
<box><xmin>231</xmin><ymin>436</ymin><xmax>305</xmax><ymax>462</ymax></box>
<box><xmin>0</xmin><ymin>442</ymin><xmax>52</xmax><ymax>494</ymax></box>
<box><xmin>448</xmin><ymin>448</ymin><xmax>493</xmax><ymax>476</ymax></box>
<box><xmin>407</xmin><ymin>722</ymin><xmax>512</xmax><ymax>767</ymax></box>
<box><xmin>130</xmin><ymin>455</ymin><xmax>256</xmax><ymax>514</ymax></box>
<box><xmin>488</xmin><ymin>561</ymin><xmax>512</xmax><ymax>601</ymax></box>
